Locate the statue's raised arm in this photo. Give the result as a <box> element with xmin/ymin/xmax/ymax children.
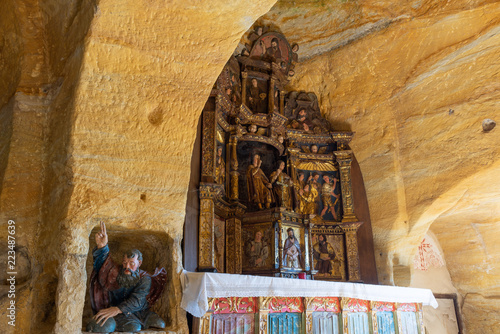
<box><xmin>95</xmin><ymin>221</ymin><xmax>108</xmax><ymax>249</ymax></box>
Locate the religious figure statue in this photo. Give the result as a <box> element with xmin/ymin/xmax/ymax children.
<box><xmin>86</xmin><ymin>222</ymin><xmax>167</xmax><ymax>333</ymax></box>
<box><xmin>246</xmin><ymin>154</ymin><xmax>273</xmax><ymax>209</ymax></box>
<box><xmin>248</xmin><ymin>124</ymin><xmax>258</xmax><ymax>134</ymax></box>
<box><xmin>247</xmin><ymin>78</ymin><xmax>266</xmax><ymax>114</ymax></box>
<box><xmin>307</xmin><ymin>172</ymin><xmax>321</xmax><ymax>213</ymax></box>
<box><xmin>215</xmin><ymin>146</ymin><xmax>225</xmax><ymax>185</ymax></box>
<box><xmin>288</xmin><ymin>108</ymin><xmax>313</xmax><ymax>131</ymax></box>
<box><xmin>260</xmin><ymin>38</ymin><xmax>282</xmax><ymax>62</ymax></box>
<box><xmin>313</xmin><ymin>234</ymin><xmax>338</xmax><ymax>276</ymax></box>
<box><xmin>283</xmin><ymin>228</ymin><xmax>302</xmax><ymax>269</ymax></box>
<box><xmin>270</xmin><ymin>160</ymin><xmax>293</xmax><ymax>210</ymax></box>
<box><xmin>245</xmin><ymin>230</ymin><xmax>269</xmax><ymax>267</ymax></box>
<box><xmin>320</xmin><ymin>175</ymin><xmax>340</xmax><ymax>220</ymax></box>
<box><xmin>297</xmin><ymin>184</ymin><xmax>316</xmax><ymax>215</ymax></box>
<box><xmin>294</xmin><ymin>172</ymin><xmax>306</xmax><ymax>211</ymax></box>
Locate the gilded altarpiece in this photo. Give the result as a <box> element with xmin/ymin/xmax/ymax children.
<box><xmin>197</xmin><ymin>27</ymin><xmax>372</xmax><ymax>282</ymax></box>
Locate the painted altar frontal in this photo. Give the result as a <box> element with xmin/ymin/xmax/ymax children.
<box><xmin>181</xmin><ymin>271</ymin><xmax>437</xmax><ymax>334</ymax></box>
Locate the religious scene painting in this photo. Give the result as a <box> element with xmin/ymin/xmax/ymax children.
<box><xmin>294</xmin><ymin>169</ymin><xmax>341</xmax><ymax>221</ymax></box>
<box><xmin>281</xmin><ymin>226</ymin><xmax>304</xmax><ymax>271</ymax></box>
<box><xmin>246</xmin><ymin>76</ymin><xmax>269</xmax><ymax>114</ymax></box>
<box><xmin>311</xmin><ymin>233</ymin><xmax>345</xmax><ymax>280</ymax></box>
<box><xmin>249</xmin><ymin>32</ymin><xmax>292</xmax><ymax>65</ymax></box>
<box><xmin>242</xmin><ymin>223</ymin><xmax>274</xmax><ymax>271</ymax></box>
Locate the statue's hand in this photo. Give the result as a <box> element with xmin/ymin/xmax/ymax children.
<box><xmin>95</xmin><ymin>221</ymin><xmax>108</xmax><ymax>249</ymax></box>
<box><xmin>93</xmin><ymin>306</ymin><xmax>122</xmax><ymax>325</ymax></box>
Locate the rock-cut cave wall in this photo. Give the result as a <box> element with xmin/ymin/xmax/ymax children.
<box><xmin>1</xmin><ymin>0</ymin><xmax>499</xmax><ymax>333</ymax></box>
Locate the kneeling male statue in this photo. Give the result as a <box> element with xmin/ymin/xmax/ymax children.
<box><xmin>86</xmin><ymin>222</ymin><xmax>167</xmax><ymax>333</ymax></box>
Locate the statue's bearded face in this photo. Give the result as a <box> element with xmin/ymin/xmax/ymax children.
<box><xmin>122</xmin><ymin>254</ymin><xmax>141</xmax><ymax>274</ymax></box>
<box><xmin>117</xmin><ymin>254</ymin><xmax>142</xmax><ymax>288</ymax></box>
<box><xmin>117</xmin><ymin>267</ymin><xmax>141</xmax><ymax>288</ymax></box>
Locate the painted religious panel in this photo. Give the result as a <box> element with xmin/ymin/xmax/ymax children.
<box><xmin>294</xmin><ymin>168</ymin><xmax>341</xmax><ymax>221</ymax></box>
<box><xmin>281</xmin><ymin>226</ymin><xmax>305</xmax><ymax>271</ymax></box>
<box><xmin>311</xmin><ymin>233</ymin><xmax>345</xmax><ymax>280</ymax></box>
<box><xmin>242</xmin><ymin>223</ymin><xmax>274</xmax><ymax>271</ymax></box>
<box><xmin>249</xmin><ymin>32</ymin><xmax>293</xmax><ymax>67</ymax></box>
<box><xmin>245</xmin><ymin>76</ymin><xmax>269</xmax><ymax>114</ymax></box>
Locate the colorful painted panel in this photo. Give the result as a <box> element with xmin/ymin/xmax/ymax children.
<box><xmin>399</xmin><ymin>312</ymin><xmax>419</xmax><ymax>334</ymax></box>
<box><xmin>210</xmin><ymin>297</ymin><xmax>257</xmax><ymax>314</ymax></box>
<box><xmin>311</xmin><ymin>233</ymin><xmax>345</xmax><ymax>280</ymax></box>
<box><xmin>312</xmin><ymin>312</ymin><xmax>340</xmax><ymax>334</ymax></box>
<box><xmin>242</xmin><ymin>223</ymin><xmax>274</xmax><ymax>271</ymax></box>
<box><xmin>342</xmin><ymin>298</ymin><xmax>370</xmax><ymax>313</ymax></box>
<box><xmin>281</xmin><ymin>226</ymin><xmax>304</xmax><ymax>270</ymax></box>
<box><xmin>294</xmin><ymin>169</ymin><xmax>341</xmax><ymax>221</ymax></box>
<box><xmin>375</xmin><ymin>311</ymin><xmax>396</xmax><ymax>334</ymax></box>
<box><xmin>347</xmin><ymin>312</ymin><xmax>370</xmax><ymax>334</ymax></box>
<box><xmin>269</xmin><ymin>312</ymin><xmax>302</xmax><ymax>334</ymax></box>
<box><xmin>306</xmin><ymin>297</ymin><xmax>340</xmax><ymax>312</ymax></box>
<box><xmin>211</xmin><ymin>313</ymin><xmax>255</xmax><ymax>334</ymax></box>
<box><xmin>397</xmin><ymin>303</ymin><xmax>417</xmax><ymax>312</ymax></box>
<box><xmin>371</xmin><ymin>302</ymin><xmax>395</xmax><ymax>312</ymax></box>
<box><xmin>266</xmin><ymin>297</ymin><xmax>304</xmax><ymax>313</ymax></box>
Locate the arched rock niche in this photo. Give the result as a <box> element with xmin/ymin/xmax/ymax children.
<box><xmin>82</xmin><ymin>224</ymin><xmax>175</xmax><ymax>331</ymax></box>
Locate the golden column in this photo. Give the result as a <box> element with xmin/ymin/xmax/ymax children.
<box><xmin>225</xmin><ymin>216</ymin><xmax>243</xmax><ymax>274</ymax></box>
<box><xmin>334</xmin><ymin>150</ymin><xmax>358</xmax><ymax>222</ymax></box>
<box><xmin>341</xmin><ymin>222</ymin><xmax>363</xmax><ymax>282</ymax></box>
<box><xmin>198</xmin><ymin>183</ymin><xmax>223</xmax><ymax>271</ymax></box>
<box><xmin>229</xmin><ymin>135</ymin><xmax>239</xmax><ymax>201</ymax></box>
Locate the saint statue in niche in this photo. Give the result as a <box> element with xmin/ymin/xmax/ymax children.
<box><xmin>269</xmin><ymin>160</ymin><xmax>293</xmax><ymax>211</ymax></box>
<box><xmin>245</xmin><ymin>230</ymin><xmax>269</xmax><ymax>267</ymax></box>
<box><xmin>288</xmin><ymin>108</ymin><xmax>313</xmax><ymax>131</ymax></box>
<box><xmin>215</xmin><ymin>146</ymin><xmax>225</xmax><ymax>185</ymax></box>
<box><xmin>307</xmin><ymin>172</ymin><xmax>321</xmax><ymax>213</ymax></box>
<box><xmin>283</xmin><ymin>228</ymin><xmax>302</xmax><ymax>269</ymax></box>
<box><xmin>87</xmin><ymin>222</ymin><xmax>166</xmax><ymax>333</ymax></box>
<box><xmin>246</xmin><ymin>154</ymin><xmax>273</xmax><ymax>209</ymax></box>
<box><xmin>297</xmin><ymin>184</ymin><xmax>315</xmax><ymax>215</ymax></box>
<box><xmin>320</xmin><ymin>175</ymin><xmax>340</xmax><ymax>220</ymax></box>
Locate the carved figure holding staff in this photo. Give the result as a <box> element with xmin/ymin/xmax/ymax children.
<box><xmin>321</xmin><ymin>175</ymin><xmax>340</xmax><ymax>220</ymax></box>
<box><xmin>246</xmin><ymin>154</ymin><xmax>273</xmax><ymax>210</ymax></box>
<box><xmin>270</xmin><ymin>160</ymin><xmax>293</xmax><ymax>211</ymax></box>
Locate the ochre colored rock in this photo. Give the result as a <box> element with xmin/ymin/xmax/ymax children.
<box><xmin>1</xmin><ymin>0</ymin><xmax>499</xmax><ymax>333</ymax></box>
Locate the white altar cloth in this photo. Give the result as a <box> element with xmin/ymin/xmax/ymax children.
<box><xmin>180</xmin><ymin>270</ymin><xmax>438</xmax><ymax>317</ymax></box>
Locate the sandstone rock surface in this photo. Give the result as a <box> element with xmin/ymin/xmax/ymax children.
<box><xmin>0</xmin><ymin>0</ymin><xmax>276</xmax><ymax>333</ymax></box>
<box><xmin>1</xmin><ymin>0</ymin><xmax>499</xmax><ymax>333</ymax></box>
<box><xmin>260</xmin><ymin>1</ymin><xmax>500</xmax><ymax>332</ymax></box>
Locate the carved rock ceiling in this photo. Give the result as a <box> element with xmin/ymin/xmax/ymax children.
<box><xmin>0</xmin><ymin>0</ymin><xmax>499</xmax><ymax>332</ymax></box>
